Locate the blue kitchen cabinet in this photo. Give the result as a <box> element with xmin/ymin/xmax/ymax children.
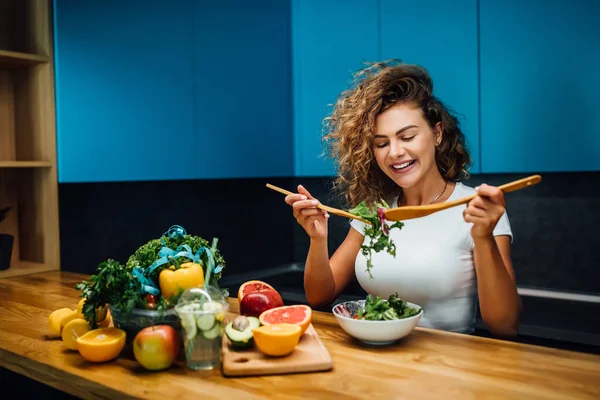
<box><xmin>53</xmin><ymin>0</ymin><xmax>197</xmax><ymax>183</ymax></box>
<box><xmin>380</xmin><ymin>0</ymin><xmax>480</xmax><ymax>173</ymax></box>
<box><xmin>53</xmin><ymin>0</ymin><xmax>293</xmax><ymax>182</ymax></box>
<box><xmin>479</xmin><ymin>0</ymin><xmax>600</xmax><ymax>173</ymax></box>
<box><xmin>291</xmin><ymin>0</ymin><xmax>379</xmax><ymax>177</ymax></box>
<box><xmin>194</xmin><ymin>0</ymin><xmax>293</xmax><ymax>178</ymax></box>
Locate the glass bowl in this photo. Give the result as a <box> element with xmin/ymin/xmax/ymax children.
<box><xmin>109</xmin><ymin>305</ymin><xmax>181</xmax><ymax>342</ymax></box>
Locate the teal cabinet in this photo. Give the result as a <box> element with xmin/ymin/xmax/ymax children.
<box><xmin>291</xmin><ymin>0</ymin><xmax>379</xmax><ymax>177</ymax></box>
<box><xmin>54</xmin><ymin>0</ymin><xmax>197</xmax><ymax>183</ymax></box>
<box><xmin>53</xmin><ymin>0</ymin><xmax>293</xmax><ymax>182</ymax></box>
<box><xmin>194</xmin><ymin>0</ymin><xmax>293</xmax><ymax>178</ymax></box>
<box><xmin>480</xmin><ymin>0</ymin><xmax>600</xmax><ymax>173</ymax></box>
<box><xmin>380</xmin><ymin>0</ymin><xmax>480</xmax><ymax>173</ymax></box>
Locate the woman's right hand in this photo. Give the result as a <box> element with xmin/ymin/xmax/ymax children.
<box><xmin>285</xmin><ymin>185</ymin><xmax>329</xmax><ymax>239</ymax></box>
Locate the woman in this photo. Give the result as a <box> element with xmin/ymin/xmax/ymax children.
<box><xmin>285</xmin><ymin>60</ymin><xmax>520</xmax><ymax>337</ymax></box>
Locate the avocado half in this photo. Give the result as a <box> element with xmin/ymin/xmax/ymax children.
<box><xmin>225</xmin><ymin>315</ymin><xmax>260</xmax><ymax>349</ymax></box>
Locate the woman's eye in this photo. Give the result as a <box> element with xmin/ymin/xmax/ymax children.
<box><xmin>401</xmin><ymin>136</ymin><xmax>415</xmax><ymax>141</ymax></box>
<box><xmin>375</xmin><ymin>142</ymin><xmax>388</xmax><ymax>148</ymax></box>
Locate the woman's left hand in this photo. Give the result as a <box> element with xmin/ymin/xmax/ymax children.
<box><xmin>463</xmin><ymin>184</ymin><xmax>506</xmax><ymax>239</ymax></box>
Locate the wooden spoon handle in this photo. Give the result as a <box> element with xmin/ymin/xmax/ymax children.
<box><xmin>265</xmin><ymin>183</ymin><xmax>370</xmax><ymax>223</ymax></box>
<box><xmin>497</xmin><ymin>174</ymin><xmax>542</xmax><ymax>193</ymax></box>
<box><xmin>444</xmin><ymin>174</ymin><xmax>542</xmax><ymax>209</ymax></box>
<box><xmin>265</xmin><ymin>183</ymin><xmax>294</xmax><ymax>196</ymax></box>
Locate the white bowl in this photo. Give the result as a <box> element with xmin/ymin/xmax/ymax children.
<box><xmin>332</xmin><ymin>299</ymin><xmax>423</xmax><ymax>345</ymax></box>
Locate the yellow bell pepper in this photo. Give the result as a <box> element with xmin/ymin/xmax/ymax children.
<box><xmin>159</xmin><ymin>262</ymin><xmax>205</xmax><ymax>300</ymax></box>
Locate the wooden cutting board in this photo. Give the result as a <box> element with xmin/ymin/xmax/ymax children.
<box><xmin>221</xmin><ymin>321</ymin><xmax>334</xmax><ymax>377</ymax></box>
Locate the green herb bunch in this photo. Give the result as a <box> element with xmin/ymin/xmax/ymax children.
<box><xmin>76</xmin><ymin>259</ymin><xmax>139</xmax><ymax>328</ymax></box>
<box><xmin>349</xmin><ymin>200</ymin><xmax>403</xmax><ymax>278</ymax></box>
<box><xmin>75</xmin><ymin>230</ymin><xmax>227</xmax><ymax>329</ymax></box>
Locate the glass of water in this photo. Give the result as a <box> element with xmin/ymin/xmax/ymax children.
<box><xmin>175</xmin><ymin>286</ymin><xmax>228</xmax><ymax>370</ymax></box>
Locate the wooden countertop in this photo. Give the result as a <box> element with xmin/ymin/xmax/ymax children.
<box><xmin>1</xmin><ymin>272</ymin><xmax>599</xmax><ymax>399</ymax></box>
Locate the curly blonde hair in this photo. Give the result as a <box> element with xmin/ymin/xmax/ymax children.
<box><xmin>322</xmin><ymin>59</ymin><xmax>472</xmax><ymax>208</ymax></box>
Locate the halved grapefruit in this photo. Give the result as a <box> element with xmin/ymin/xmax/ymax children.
<box><xmin>237</xmin><ymin>280</ymin><xmax>276</xmax><ymax>304</ymax></box>
<box><xmin>259</xmin><ymin>305</ymin><xmax>312</xmax><ymax>335</ymax></box>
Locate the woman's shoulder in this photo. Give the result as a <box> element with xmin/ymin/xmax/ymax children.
<box><xmin>451</xmin><ymin>181</ymin><xmax>476</xmax><ymax>198</ymax></box>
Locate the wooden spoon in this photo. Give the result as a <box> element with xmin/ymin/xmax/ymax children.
<box><xmin>265</xmin><ymin>183</ymin><xmax>370</xmax><ymax>224</ymax></box>
<box><xmin>384</xmin><ymin>174</ymin><xmax>542</xmax><ymax>221</ymax></box>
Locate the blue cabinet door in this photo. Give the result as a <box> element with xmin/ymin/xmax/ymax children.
<box><xmin>380</xmin><ymin>0</ymin><xmax>480</xmax><ymax>173</ymax></box>
<box><xmin>291</xmin><ymin>0</ymin><xmax>379</xmax><ymax>177</ymax></box>
<box><xmin>480</xmin><ymin>0</ymin><xmax>600</xmax><ymax>173</ymax></box>
<box><xmin>194</xmin><ymin>0</ymin><xmax>293</xmax><ymax>178</ymax></box>
<box><xmin>53</xmin><ymin>0</ymin><xmax>197</xmax><ymax>183</ymax></box>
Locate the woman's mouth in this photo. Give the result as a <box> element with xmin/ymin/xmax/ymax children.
<box><xmin>390</xmin><ymin>160</ymin><xmax>416</xmax><ymax>174</ymax></box>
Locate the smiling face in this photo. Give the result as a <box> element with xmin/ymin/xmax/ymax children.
<box><xmin>372</xmin><ymin>103</ymin><xmax>442</xmax><ymax>189</ymax></box>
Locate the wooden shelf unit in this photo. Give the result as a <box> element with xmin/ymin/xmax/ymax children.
<box><xmin>0</xmin><ymin>0</ymin><xmax>60</xmax><ymax>279</ymax></box>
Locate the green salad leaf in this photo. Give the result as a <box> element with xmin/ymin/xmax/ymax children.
<box><xmin>349</xmin><ymin>200</ymin><xmax>404</xmax><ymax>278</ymax></box>
<box><xmin>356</xmin><ymin>293</ymin><xmax>421</xmax><ymax>321</ymax></box>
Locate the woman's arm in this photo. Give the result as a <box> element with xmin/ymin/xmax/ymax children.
<box><xmin>473</xmin><ymin>235</ymin><xmax>520</xmax><ymax>336</ymax></box>
<box><xmin>464</xmin><ymin>184</ymin><xmax>521</xmax><ymax>337</ymax></box>
<box><xmin>304</xmin><ymin>228</ymin><xmax>363</xmax><ymax>308</ymax></box>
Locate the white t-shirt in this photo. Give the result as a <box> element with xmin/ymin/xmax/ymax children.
<box><xmin>349</xmin><ymin>182</ymin><xmax>512</xmax><ymax>334</ymax></box>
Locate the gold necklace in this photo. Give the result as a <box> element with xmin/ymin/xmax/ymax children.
<box><xmin>429</xmin><ymin>180</ymin><xmax>448</xmax><ymax>204</ymax></box>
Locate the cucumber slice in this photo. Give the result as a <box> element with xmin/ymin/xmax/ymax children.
<box><xmin>202</xmin><ymin>302</ymin><xmax>225</xmax><ymax>322</ymax></box>
<box><xmin>196</xmin><ymin>313</ymin><xmax>216</xmax><ymax>331</ymax></box>
<box><xmin>180</xmin><ymin>315</ymin><xmax>197</xmax><ymax>340</ymax></box>
<box><xmin>203</xmin><ymin>322</ymin><xmax>222</xmax><ymax>340</ymax></box>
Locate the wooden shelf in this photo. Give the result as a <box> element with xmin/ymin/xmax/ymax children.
<box><xmin>0</xmin><ymin>260</ymin><xmax>58</xmax><ymax>279</ymax></box>
<box><xmin>0</xmin><ymin>49</ymin><xmax>49</xmax><ymax>69</ymax></box>
<box><xmin>0</xmin><ymin>1</ymin><xmax>60</xmax><ymax>279</ymax></box>
<box><xmin>0</xmin><ymin>161</ymin><xmax>52</xmax><ymax>168</ymax></box>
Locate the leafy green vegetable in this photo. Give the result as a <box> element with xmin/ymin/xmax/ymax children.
<box><xmin>125</xmin><ymin>234</ymin><xmax>225</xmax><ymax>288</ymax></box>
<box><xmin>349</xmin><ymin>200</ymin><xmax>404</xmax><ymax>278</ymax></box>
<box><xmin>356</xmin><ymin>293</ymin><xmax>421</xmax><ymax>321</ymax></box>
<box><xmin>76</xmin><ymin>259</ymin><xmax>140</xmax><ymax>328</ymax></box>
<box><xmin>75</xmin><ymin>230</ymin><xmax>227</xmax><ymax>328</ymax></box>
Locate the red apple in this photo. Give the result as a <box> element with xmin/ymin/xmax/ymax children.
<box><xmin>133</xmin><ymin>325</ymin><xmax>180</xmax><ymax>371</ymax></box>
<box><xmin>240</xmin><ymin>289</ymin><xmax>284</xmax><ymax>317</ymax></box>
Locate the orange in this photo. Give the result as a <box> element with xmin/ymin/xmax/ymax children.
<box><xmin>252</xmin><ymin>323</ymin><xmax>302</xmax><ymax>356</ymax></box>
<box><xmin>62</xmin><ymin>318</ymin><xmax>91</xmax><ymax>350</ymax></box>
<box><xmin>76</xmin><ymin>327</ymin><xmax>126</xmax><ymax>362</ymax></box>
<box><xmin>259</xmin><ymin>305</ymin><xmax>312</xmax><ymax>335</ymax></box>
<box><xmin>237</xmin><ymin>280</ymin><xmax>276</xmax><ymax>304</ymax></box>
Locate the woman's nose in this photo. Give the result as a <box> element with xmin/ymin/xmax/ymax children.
<box><xmin>389</xmin><ymin>140</ymin><xmax>406</xmax><ymax>158</ymax></box>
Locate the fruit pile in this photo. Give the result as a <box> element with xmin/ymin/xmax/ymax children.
<box><xmin>48</xmin><ymin>297</ymin><xmax>181</xmax><ymax>371</ymax></box>
<box><xmin>226</xmin><ymin>280</ymin><xmax>312</xmax><ymax>357</ymax></box>
<box><xmin>48</xmin><ymin>298</ymin><xmax>124</xmax><ymax>362</ymax></box>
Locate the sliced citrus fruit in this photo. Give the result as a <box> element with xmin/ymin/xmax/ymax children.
<box><xmin>76</xmin><ymin>327</ymin><xmax>126</xmax><ymax>362</ymax></box>
<box><xmin>259</xmin><ymin>305</ymin><xmax>312</xmax><ymax>335</ymax></box>
<box><xmin>237</xmin><ymin>280</ymin><xmax>276</xmax><ymax>303</ymax></box>
<box><xmin>252</xmin><ymin>323</ymin><xmax>301</xmax><ymax>356</ymax></box>
<box><xmin>62</xmin><ymin>318</ymin><xmax>91</xmax><ymax>350</ymax></box>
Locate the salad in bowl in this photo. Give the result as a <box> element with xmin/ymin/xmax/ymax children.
<box><xmin>332</xmin><ymin>293</ymin><xmax>423</xmax><ymax>345</ymax></box>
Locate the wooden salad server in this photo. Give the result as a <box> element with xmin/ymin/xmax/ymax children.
<box><xmin>384</xmin><ymin>174</ymin><xmax>542</xmax><ymax>222</ymax></box>
<box><xmin>265</xmin><ymin>183</ymin><xmax>370</xmax><ymax>223</ymax></box>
